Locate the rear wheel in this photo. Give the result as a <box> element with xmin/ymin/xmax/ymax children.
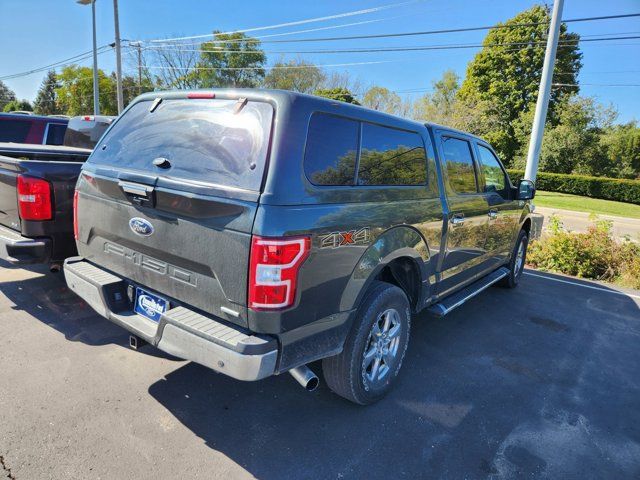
<box><xmin>498</xmin><ymin>229</ymin><xmax>529</xmax><ymax>288</ymax></box>
<box><xmin>322</xmin><ymin>281</ymin><xmax>411</xmax><ymax>405</ymax></box>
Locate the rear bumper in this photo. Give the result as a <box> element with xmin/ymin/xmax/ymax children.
<box><xmin>63</xmin><ymin>257</ymin><xmax>278</xmax><ymax>381</ymax></box>
<box><xmin>0</xmin><ymin>224</ymin><xmax>51</xmax><ymax>264</ymax></box>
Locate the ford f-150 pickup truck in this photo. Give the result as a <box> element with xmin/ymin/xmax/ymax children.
<box><xmin>64</xmin><ymin>89</ymin><xmax>537</xmax><ymax>404</ymax></box>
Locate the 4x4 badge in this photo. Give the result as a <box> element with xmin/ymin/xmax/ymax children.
<box><xmin>320</xmin><ymin>227</ymin><xmax>370</xmax><ymax>249</ymax></box>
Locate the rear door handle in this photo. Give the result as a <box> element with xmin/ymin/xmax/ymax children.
<box><xmin>488</xmin><ymin>209</ymin><xmax>498</xmax><ymax>220</ymax></box>
<box><xmin>118</xmin><ymin>181</ymin><xmax>156</xmax><ymax>207</ymax></box>
<box><xmin>119</xmin><ymin>181</ymin><xmax>154</xmax><ymax>197</ymax></box>
<box><xmin>450</xmin><ymin>214</ymin><xmax>465</xmax><ymax>226</ymax></box>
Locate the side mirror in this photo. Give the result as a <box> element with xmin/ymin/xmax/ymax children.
<box><xmin>516</xmin><ymin>179</ymin><xmax>536</xmax><ymax>200</ymax></box>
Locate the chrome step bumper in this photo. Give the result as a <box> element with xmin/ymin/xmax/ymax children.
<box><xmin>63</xmin><ymin>257</ymin><xmax>278</xmax><ymax>381</ymax></box>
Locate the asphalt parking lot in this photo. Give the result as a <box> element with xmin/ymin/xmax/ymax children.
<box><xmin>1</xmin><ymin>261</ymin><xmax>639</xmax><ymax>480</ymax></box>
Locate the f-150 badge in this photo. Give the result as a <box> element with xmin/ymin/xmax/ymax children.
<box><xmin>320</xmin><ymin>227</ymin><xmax>370</xmax><ymax>248</ymax></box>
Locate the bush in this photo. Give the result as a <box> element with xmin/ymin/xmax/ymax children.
<box><xmin>528</xmin><ymin>215</ymin><xmax>640</xmax><ymax>289</ymax></box>
<box><xmin>508</xmin><ymin>169</ymin><xmax>640</xmax><ymax>205</ymax></box>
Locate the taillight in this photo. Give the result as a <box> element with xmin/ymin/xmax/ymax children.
<box><xmin>73</xmin><ymin>190</ymin><xmax>79</xmax><ymax>240</ymax></box>
<box><xmin>17</xmin><ymin>175</ymin><xmax>52</xmax><ymax>221</ymax></box>
<box><xmin>249</xmin><ymin>235</ymin><xmax>310</xmax><ymax>310</ymax></box>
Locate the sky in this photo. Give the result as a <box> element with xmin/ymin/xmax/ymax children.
<box><xmin>0</xmin><ymin>0</ymin><xmax>639</xmax><ymax>122</ymax></box>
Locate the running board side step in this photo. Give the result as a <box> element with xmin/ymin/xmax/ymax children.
<box><xmin>427</xmin><ymin>267</ymin><xmax>509</xmax><ymax>317</ymax></box>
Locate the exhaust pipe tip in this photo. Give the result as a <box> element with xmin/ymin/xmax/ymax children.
<box><xmin>289</xmin><ymin>365</ymin><xmax>319</xmax><ymax>392</ymax></box>
<box><xmin>305</xmin><ymin>375</ymin><xmax>320</xmax><ymax>392</ymax></box>
<box><xmin>49</xmin><ymin>263</ymin><xmax>62</xmax><ymax>273</ymax></box>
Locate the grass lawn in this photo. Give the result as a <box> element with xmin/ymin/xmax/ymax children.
<box><xmin>534</xmin><ymin>191</ymin><xmax>640</xmax><ymax>219</ymax></box>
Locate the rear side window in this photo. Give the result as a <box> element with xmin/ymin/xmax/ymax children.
<box><xmin>88</xmin><ymin>98</ymin><xmax>274</xmax><ymax>191</ymax></box>
<box><xmin>45</xmin><ymin>123</ymin><xmax>67</xmax><ymax>145</ymax></box>
<box><xmin>304</xmin><ymin>113</ymin><xmax>358</xmax><ymax>186</ymax></box>
<box><xmin>441</xmin><ymin>136</ymin><xmax>478</xmax><ymax>194</ymax></box>
<box><xmin>64</xmin><ymin>119</ymin><xmax>111</xmax><ymax>149</ymax></box>
<box><xmin>358</xmin><ymin>123</ymin><xmax>426</xmax><ymax>186</ymax></box>
<box><xmin>0</xmin><ymin>120</ymin><xmax>31</xmax><ymax>143</ymax></box>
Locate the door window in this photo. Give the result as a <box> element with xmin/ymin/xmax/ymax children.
<box><xmin>441</xmin><ymin>136</ymin><xmax>478</xmax><ymax>194</ymax></box>
<box><xmin>477</xmin><ymin>144</ymin><xmax>507</xmax><ymax>196</ymax></box>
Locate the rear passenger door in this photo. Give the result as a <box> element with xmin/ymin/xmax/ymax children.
<box><xmin>475</xmin><ymin>142</ymin><xmax>520</xmax><ymax>266</ymax></box>
<box><xmin>436</xmin><ymin>133</ymin><xmax>490</xmax><ymax>295</ymax></box>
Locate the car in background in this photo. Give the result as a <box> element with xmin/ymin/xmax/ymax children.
<box><xmin>0</xmin><ymin>142</ymin><xmax>91</xmax><ymax>269</ymax></box>
<box><xmin>0</xmin><ymin>112</ymin><xmax>68</xmax><ymax>145</ymax></box>
<box><xmin>63</xmin><ymin>115</ymin><xmax>115</xmax><ymax>149</ymax></box>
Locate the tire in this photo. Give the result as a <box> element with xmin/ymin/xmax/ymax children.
<box><xmin>322</xmin><ymin>281</ymin><xmax>411</xmax><ymax>405</ymax></box>
<box><xmin>498</xmin><ymin>229</ymin><xmax>529</xmax><ymax>288</ymax></box>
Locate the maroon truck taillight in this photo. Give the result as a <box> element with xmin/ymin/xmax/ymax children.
<box><xmin>73</xmin><ymin>190</ymin><xmax>79</xmax><ymax>240</ymax></box>
<box><xmin>249</xmin><ymin>235</ymin><xmax>310</xmax><ymax>311</ymax></box>
<box><xmin>17</xmin><ymin>175</ymin><xmax>52</xmax><ymax>221</ymax></box>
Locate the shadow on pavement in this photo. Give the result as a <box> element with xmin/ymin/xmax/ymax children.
<box><xmin>148</xmin><ymin>270</ymin><xmax>640</xmax><ymax>479</ymax></box>
<box><xmin>0</xmin><ymin>259</ymin><xmax>176</xmax><ymax>359</ymax></box>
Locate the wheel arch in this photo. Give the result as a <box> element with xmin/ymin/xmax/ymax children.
<box><xmin>340</xmin><ymin>225</ymin><xmax>432</xmax><ymax>314</ymax></box>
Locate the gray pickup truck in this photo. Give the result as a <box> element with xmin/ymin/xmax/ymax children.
<box><xmin>64</xmin><ymin>89</ymin><xmax>537</xmax><ymax>404</ymax></box>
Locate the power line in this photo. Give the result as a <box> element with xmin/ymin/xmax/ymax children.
<box><xmin>4</xmin><ymin>11</ymin><xmax>640</xmax><ymax>82</ymax></box>
<box><xmin>151</xmin><ymin>0</ymin><xmax>425</xmax><ymax>43</ymax></box>
<box><xmin>0</xmin><ymin>45</ymin><xmax>113</xmax><ymax>81</ymax></box>
<box><xmin>144</xmin><ymin>12</ymin><xmax>640</xmax><ymax>46</ymax></box>
<box><xmin>553</xmin><ymin>82</ymin><xmax>640</xmax><ymax>87</ymax></box>
<box><xmin>144</xmin><ymin>60</ymin><xmax>395</xmax><ymax>71</ymax></box>
<box><xmin>138</xmin><ymin>34</ymin><xmax>640</xmax><ymax>56</ymax></box>
<box><xmin>138</xmin><ymin>11</ymin><xmax>429</xmax><ymax>49</ymax></box>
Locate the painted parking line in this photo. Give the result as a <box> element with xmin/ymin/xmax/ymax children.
<box><xmin>524</xmin><ymin>271</ymin><xmax>640</xmax><ymax>300</ymax></box>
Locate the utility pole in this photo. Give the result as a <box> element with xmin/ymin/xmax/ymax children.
<box><xmin>130</xmin><ymin>41</ymin><xmax>143</xmax><ymax>95</ymax></box>
<box><xmin>113</xmin><ymin>0</ymin><xmax>123</xmax><ymax>113</ymax></box>
<box><xmin>77</xmin><ymin>0</ymin><xmax>100</xmax><ymax>115</ymax></box>
<box><xmin>524</xmin><ymin>0</ymin><xmax>564</xmax><ymax>182</ymax></box>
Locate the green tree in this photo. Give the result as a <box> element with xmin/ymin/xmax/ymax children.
<box><xmin>600</xmin><ymin>122</ymin><xmax>640</xmax><ymax>179</ymax></box>
<box><xmin>513</xmin><ymin>95</ymin><xmax>615</xmax><ymax>175</ymax></box>
<box><xmin>413</xmin><ymin>70</ymin><xmax>500</xmax><ymax>137</ymax></box>
<box><xmin>313</xmin><ymin>87</ymin><xmax>360</xmax><ymax>105</ymax></box>
<box><xmin>263</xmin><ymin>58</ymin><xmax>325</xmax><ymax>93</ymax></box>
<box><xmin>362</xmin><ymin>86</ymin><xmax>401</xmax><ymax>114</ymax></box>
<box><xmin>33</xmin><ymin>70</ymin><xmax>62</xmax><ymax>115</ymax></box>
<box><xmin>56</xmin><ymin>65</ymin><xmax>118</xmax><ymax>115</ymax></box>
<box><xmin>415</xmin><ymin>70</ymin><xmax>460</xmax><ymax>122</ymax></box>
<box><xmin>3</xmin><ymin>99</ymin><xmax>33</xmax><ymax>112</ymax></box>
<box><xmin>121</xmin><ymin>74</ymin><xmax>155</xmax><ymax>108</ymax></box>
<box><xmin>0</xmin><ymin>80</ymin><xmax>16</xmax><ymax>112</ymax></box>
<box><xmin>195</xmin><ymin>32</ymin><xmax>266</xmax><ymax>87</ymax></box>
<box><xmin>459</xmin><ymin>5</ymin><xmax>582</xmax><ymax>165</ymax></box>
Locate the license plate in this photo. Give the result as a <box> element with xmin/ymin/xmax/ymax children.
<box><xmin>134</xmin><ymin>287</ymin><xmax>168</xmax><ymax>323</ymax></box>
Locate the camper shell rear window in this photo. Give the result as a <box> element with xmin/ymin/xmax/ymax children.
<box><xmin>88</xmin><ymin>98</ymin><xmax>274</xmax><ymax>191</ymax></box>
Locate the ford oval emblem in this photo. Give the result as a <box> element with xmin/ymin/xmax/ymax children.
<box><xmin>129</xmin><ymin>217</ymin><xmax>154</xmax><ymax>236</ymax></box>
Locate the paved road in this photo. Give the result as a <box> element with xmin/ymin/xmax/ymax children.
<box><xmin>1</xmin><ymin>261</ymin><xmax>639</xmax><ymax>479</ymax></box>
<box><xmin>536</xmin><ymin>206</ymin><xmax>640</xmax><ymax>240</ymax></box>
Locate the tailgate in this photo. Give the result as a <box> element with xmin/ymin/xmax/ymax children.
<box><xmin>75</xmin><ymin>95</ymin><xmax>274</xmax><ymax>328</ymax></box>
<box><xmin>0</xmin><ymin>155</ymin><xmax>20</xmax><ymax>231</ymax></box>
<box><xmin>76</xmin><ymin>172</ymin><xmax>257</xmax><ymax>327</ymax></box>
